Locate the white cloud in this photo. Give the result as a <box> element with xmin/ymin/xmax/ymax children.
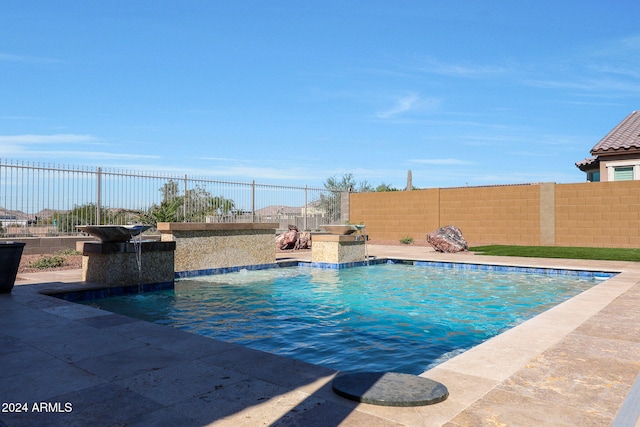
<box><xmin>519</xmin><ymin>34</ymin><xmax>640</xmax><ymax>96</ymax></box>
<box><xmin>376</xmin><ymin>93</ymin><xmax>440</xmax><ymax>119</ymax></box>
<box><xmin>588</xmin><ymin>34</ymin><xmax>640</xmax><ymax>58</ymax></box>
<box><xmin>0</xmin><ymin>52</ymin><xmax>62</xmax><ymax>64</ymax></box>
<box><xmin>0</xmin><ymin>134</ymin><xmax>99</xmax><ymax>144</ymax></box>
<box><xmin>183</xmin><ymin>158</ymin><xmax>412</xmax><ymax>188</ymax></box>
<box><xmin>0</xmin><ymin>148</ymin><xmax>159</xmax><ymax>161</ymax></box>
<box><xmin>410</xmin><ymin>158</ymin><xmax>474</xmax><ymax>165</ymax></box>
<box><xmin>522</xmin><ymin>77</ymin><xmax>640</xmax><ymax>94</ymax></box>
<box><xmin>413</xmin><ymin>56</ymin><xmax>508</xmax><ymax>77</ymax></box>
<box><xmin>377</xmin><ymin>94</ymin><xmax>419</xmax><ymax>119</ymax></box>
<box><xmin>0</xmin><ymin>134</ymin><xmax>160</xmax><ymax>163</ymax></box>
<box><xmin>588</xmin><ymin>64</ymin><xmax>640</xmax><ymax>79</ymax></box>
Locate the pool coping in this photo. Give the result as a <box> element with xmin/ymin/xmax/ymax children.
<box><xmin>4</xmin><ymin>245</ymin><xmax>640</xmax><ymax>426</ymax></box>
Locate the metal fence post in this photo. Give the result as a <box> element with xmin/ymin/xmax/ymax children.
<box><xmin>96</xmin><ymin>167</ymin><xmax>102</xmax><ymax>225</ymax></box>
<box><xmin>183</xmin><ymin>174</ymin><xmax>188</xmax><ymax>222</ymax></box>
<box><xmin>304</xmin><ymin>185</ymin><xmax>308</xmax><ymax>231</ymax></box>
<box><xmin>251</xmin><ymin>180</ymin><xmax>255</xmax><ymax>223</ymax></box>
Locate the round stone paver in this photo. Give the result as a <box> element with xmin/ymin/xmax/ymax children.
<box><xmin>332</xmin><ymin>371</ymin><xmax>449</xmax><ymax>407</ymax></box>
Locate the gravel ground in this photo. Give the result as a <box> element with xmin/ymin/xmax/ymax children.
<box><xmin>18</xmin><ymin>254</ymin><xmax>82</xmax><ymax>274</ymax></box>
<box><xmin>367</xmin><ymin>239</ymin><xmax>430</xmax><ymax>247</ymax></box>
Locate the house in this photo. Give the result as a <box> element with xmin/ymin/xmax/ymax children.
<box><xmin>0</xmin><ymin>208</ymin><xmax>33</xmax><ymax>227</ymax></box>
<box><xmin>576</xmin><ymin>111</ymin><xmax>640</xmax><ymax>182</ymax></box>
<box><xmin>254</xmin><ymin>205</ymin><xmax>302</xmax><ymax>219</ymax></box>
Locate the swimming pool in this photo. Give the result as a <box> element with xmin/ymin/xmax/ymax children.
<box><xmin>83</xmin><ymin>262</ymin><xmax>609</xmax><ymax>374</ymax></box>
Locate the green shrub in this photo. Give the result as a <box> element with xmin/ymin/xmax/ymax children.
<box><xmin>399</xmin><ymin>236</ymin><xmax>414</xmax><ymax>245</ymax></box>
<box><xmin>56</xmin><ymin>248</ymin><xmax>81</xmax><ymax>256</ymax></box>
<box><xmin>28</xmin><ymin>255</ymin><xmax>66</xmax><ymax>269</ymax></box>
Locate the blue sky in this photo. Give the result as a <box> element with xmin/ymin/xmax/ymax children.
<box><xmin>2</xmin><ymin>1</ymin><xmax>640</xmax><ymax>189</ymax></box>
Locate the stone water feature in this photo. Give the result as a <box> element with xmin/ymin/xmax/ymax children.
<box><xmin>312</xmin><ymin>224</ymin><xmax>367</xmax><ymax>265</ymax></box>
<box><xmin>157</xmin><ymin>222</ymin><xmax>279</xmax><ymax>276</ymax></box>
<box><xmin>77</xmin><ymin>225</ymin><xmax>176</xmax><ymax>289</ymax></box>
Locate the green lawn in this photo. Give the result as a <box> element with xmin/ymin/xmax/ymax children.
<box><xmin>470</xmin><ymin>245</ymin><xmax>640</xmax><ymax>262</ymax></box>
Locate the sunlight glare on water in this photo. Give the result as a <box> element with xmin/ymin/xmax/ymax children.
<box><xmin>84</xmin><ymin>264</ymin><xmax>599</xmax><ymax>374</ymax></box>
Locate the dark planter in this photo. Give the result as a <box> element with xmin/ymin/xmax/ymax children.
<box><xmin>0</xmin><ymin>242</ymin><xmax>26</xmax><ymax>293</ymax></box>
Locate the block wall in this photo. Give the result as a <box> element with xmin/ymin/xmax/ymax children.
<box><xmin>350</xmin><ymin>180</ymin><xmax>640</xmax><ymax>248</ymax></box>
<box><xmin>0</xmin><ymin>236</ymin><xmax>95</xmax><ymax>255</ymax></box>
<box><xmin>555</xmin><ymin>181</ymin><xmax>640</xmax><ymax>248</ymax></box>
<box><xmin>349</xmin><ymin>190</ymin><xmax>439</xmax><ymax>242</ymax></box>
<box><xmin>439</xmin><ymin>185</ymin><xmax>541</xmax><ymax>246</ymax></box>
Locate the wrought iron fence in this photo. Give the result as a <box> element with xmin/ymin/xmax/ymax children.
<box><xmin>0</xmin><ymin>160</ymin><xmax>344</xmax><ymax>237</ymax></box>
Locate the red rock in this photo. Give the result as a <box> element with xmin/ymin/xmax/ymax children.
<box><xmin>295</xmin><ymin>232</ymin><xmax>311</xmax><ymax>249</ymax></box>
<box><xmin>427</xmin><ymin>225</ymin><xmax>468</xmax><ymax>253</ymax></box>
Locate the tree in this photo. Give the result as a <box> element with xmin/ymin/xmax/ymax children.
<box><xmin>140</xmin><ymin>181</ymin><xmax>236</xmax><ymax>226</ymax></box>
<box><xmin>160</xmin><ymin>180</ymin><xmax>180</xmax><ymax>202</ymax></box>
<box><xmin>139</xmin><ymin>197</ymin><xmax>184</xmax><ymax>225</ymax></box>
<box><xmin>318</xmin><ymin>173</ymin><xmax>372</xmax><ymax>223</ymax></box>
<box><xmin>208</xmin><ymin>196</ymin><xmax>235</xmax><ymax>219</ymax></box>
<box><xmin>53</xmin><ymin>203</ymin><xmax>100</xmax><ymax>232</ymax></box>
<box><xmin>324</xmin><ymin>173</ymin><xmax>374</xmax><ymax>193</ymax></box>
<box><xmin>319</xmin><ymin>173</ymin><xmax>402</xmax><ymax>222</ymax></box>
<box><xmin>184</xmin><ymin>186</ymin><xmax>236</xmax><ymax>222</ymax></box>
<box><xmin>375</xmin><ymin>182</ymin><xmax>399</xmax><ymax>192</ymax></box>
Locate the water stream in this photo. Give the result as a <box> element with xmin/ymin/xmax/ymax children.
<box><xmin>354</xmin><ymin>224</ymin><xmax>369</xmax><ymax>265</ymax></box>
<box><xmin>131</xmin><ymin>231</ymin><xmax>143</xmax><ymax>293</ymax></box>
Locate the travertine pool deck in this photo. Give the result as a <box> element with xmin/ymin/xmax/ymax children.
<box><xmin>2</xmin><ymin>245</ymin><xmax>639</xmax><ymax>426</ymax></box>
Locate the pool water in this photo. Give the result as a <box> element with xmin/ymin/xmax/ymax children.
<box><xmin>84</xmin><ymin>263</ymin><xmax>601</xmax><ymax>374</ymax></box>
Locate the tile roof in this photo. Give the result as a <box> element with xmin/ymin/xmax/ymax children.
<box><xmin>575</xmin><ymin>156</ymin><xmax>599</xmax><ymax>171</ymax></box>
<box><xmin>591</xmin><ymin>110</ymin><xmax>640</xmax><ymax>155</ymax></box>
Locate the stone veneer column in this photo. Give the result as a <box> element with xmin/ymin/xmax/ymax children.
<box><xmin>539</xmin><ymin>182</ymin><xmax>556</xmax><ymax>246</ymax></box>
<box><xmin>80</xmin><ymin>241</ymin><xmax>176</xmax><ymax>287</ymax></box>
<box><xmin>311</xmin><ymin>234</ymin><xmax>366</xmax><ymax>264</ymax></box>
<box><xmin>340</xmin><ymin>191</ymin><xmax>350</xmax><ymax>224</ymax></box>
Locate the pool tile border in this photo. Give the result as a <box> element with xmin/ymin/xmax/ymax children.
<box><xmin>410</xmin><ymin>260</ymin><xmax>617</xmax><ymax>279</ymax></box>
<box><xmin>53</xmin><ymin>258</ymin><xmax>619</xmax><ymax>304</ymax></box>
<box><xmin>299</xmin><ymin>258</ymin><xmax>617</xmax><ymax>279</ymax></box>
<box><xmin>174</xmin><ymin>262</ymin><xmax>281</xmax><ymax>278</ymax></box>
<box><xmin>301</xmin><ymin>258</ymin><xmax>388</xmax><ymax>269</ymax></box>
<box><xmin>49</xmin><ymin>280</ymin><xmax>175</xmax><ymax>302</ymax></box>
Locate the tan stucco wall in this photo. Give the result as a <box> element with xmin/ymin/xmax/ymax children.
<box><xmin>350</xmin><ymin>181</ymin><xmax>640</xmax><ymax>248</ymax></box>
<box><xmin>597</xmin><ymin>154</ymin><xmax>640</xmax><ymax>182</ymax></box>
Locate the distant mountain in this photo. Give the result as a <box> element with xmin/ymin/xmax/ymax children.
<box><xmin>0</xmin><ymin>207</ymin><xmax>32</xmax><ymax>221</ymax></box>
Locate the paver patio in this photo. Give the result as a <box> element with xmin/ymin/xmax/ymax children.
<box><xmin>1</xmin><ymin>245</ymin><xmax>638</xmax><ymax>426</ymax></box>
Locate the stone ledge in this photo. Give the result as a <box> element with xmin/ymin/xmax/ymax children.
<box><xmin>157</xmin><ymin>222</ymin><xmax>279</xmax><ymax>232</ymax></box>
<box><xmin>312</xmin><ymin>234</ymin><xmax>367</xmax><ymax>243</ymax></box>
<box><xmin>80</xmin><ymin>241</ymin><xmax>176</xmax><ymax>254</ymax></box>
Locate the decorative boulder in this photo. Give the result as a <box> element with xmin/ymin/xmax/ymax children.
<box><xmin>427</xmin><ymin>225</ymin><xmax>468</xmax><ymax>253</ymax></box>
<box><xmin>276</xmin><ymin>226</ymin><xmax>312</xmax><ymax>250</ymax></box>
<box><xmin>276</xmin><ymin>225</ymin><xmax>299</xmax><ymax>250</ymax></box>
<box><xmin>295</xmin><ymin>232</ymin><xmax>311</xmax><ymax>250</ymax></box>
